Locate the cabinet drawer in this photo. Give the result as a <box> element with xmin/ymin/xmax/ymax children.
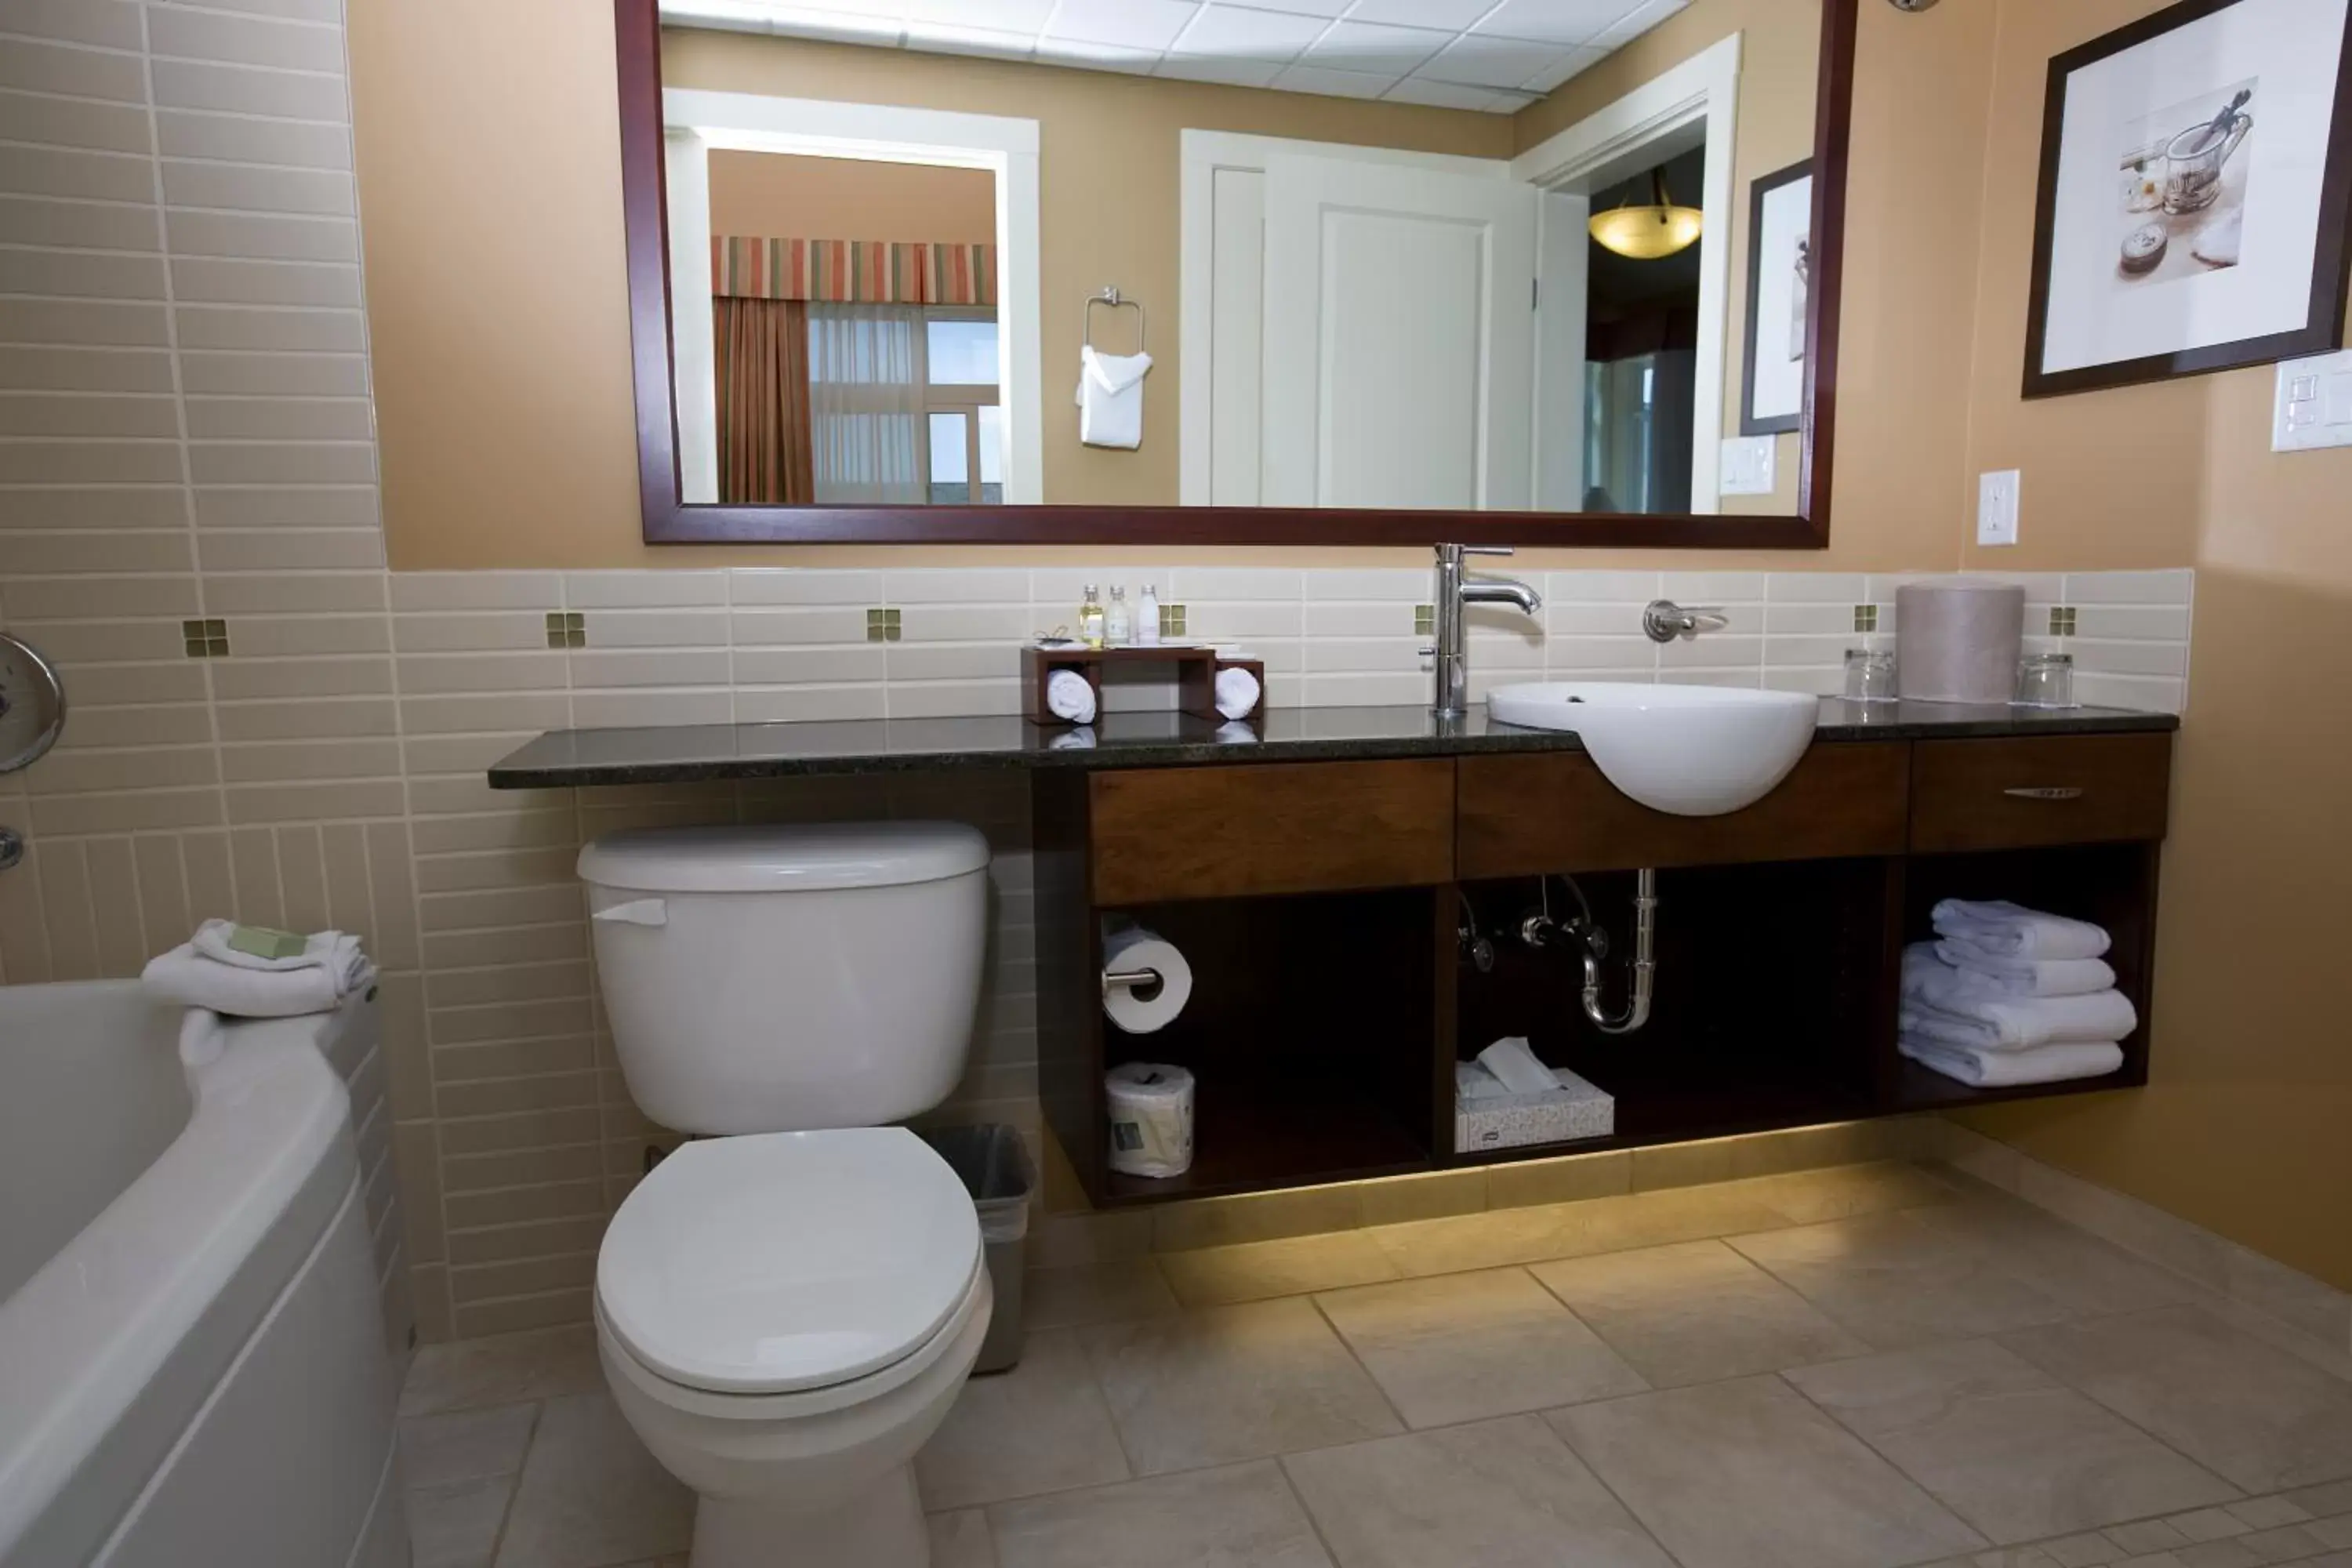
<box><xmin>1457</xmin><ymin>743</ymin><xmax>1909</xmax><ymax>877</ymax></box>
<box><xmin>1911</xmin><ymin>734</ymin><xmax>2171</xmax><ymax>852</ymax></box>
<box><xmin>1089</xmin><ymin>759</ymin><xmax>1454</xmax><ymax>904</ymax></box>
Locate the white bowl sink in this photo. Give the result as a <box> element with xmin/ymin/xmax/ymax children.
<box><xmin>1486</xmin><ymin>682</ymin><xmax>1819</xmax><ymax>816</ymax></box>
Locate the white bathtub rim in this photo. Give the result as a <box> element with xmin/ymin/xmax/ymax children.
<box><xmin>0</xmin><ymin>992</ymin><xmax>357</xmax><ymax>1559</ymax></box>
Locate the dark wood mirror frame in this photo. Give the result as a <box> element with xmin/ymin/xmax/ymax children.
<box><xmin>614</xmin><ymin>0</ymin><xmax>1856</xmax><ymax>548</ymax></box>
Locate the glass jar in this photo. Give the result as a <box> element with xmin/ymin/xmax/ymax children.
<box><xmin>2013</xmin><ymin>652</ymin><xmax>2077</xmax><ymax>710</ymax></box>
<box><xmin>1842</xmin><ymin>647</ymin><xmax>1897</xmax><ymax>704</ymax></box>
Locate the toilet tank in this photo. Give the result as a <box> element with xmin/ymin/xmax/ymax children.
<box><xmin>577</xmin><ymin>822</ymin><xmax>990</xmax><ymax>1135</ymax></box>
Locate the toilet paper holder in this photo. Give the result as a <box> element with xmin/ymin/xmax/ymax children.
<box><xmin>1102</xmin><ymin>966</ymin><xmax>1162</xmax><ymax>995</ymax></box>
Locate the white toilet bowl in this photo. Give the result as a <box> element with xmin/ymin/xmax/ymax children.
<box><xmin>595</xmin><ymin>1128</ymin><xmax>993</xmax><ymax>1568</ymax></box>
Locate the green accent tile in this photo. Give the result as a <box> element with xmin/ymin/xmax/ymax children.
<box><xmin>564</xmin><ymin>629</ymin><xmax>586</xmax><ymax>648</ymax></box>
<box><xmin>205</xmin><ymin>637</ymin><xmax>229</xmax><ymax>657</ymax></box>
<box><xmin>1853</xmin><ymin>604</ymin><xmax>1878</xmax><ymax>633</ymax></box>
<box><xmin>185</xmin><ymin>637</ymin><xmax>208</xmax><ymax>659</ymax></box>
<box><xmin>1414</xmin><ymin>604</ymin><xmax>1436</xmax><ymax>637</ymax></box>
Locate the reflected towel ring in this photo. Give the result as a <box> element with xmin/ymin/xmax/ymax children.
<box><xmin>1083</xmin><ymin>286</ymin><xmax>1145</xmax><ymax>354</ymax></box>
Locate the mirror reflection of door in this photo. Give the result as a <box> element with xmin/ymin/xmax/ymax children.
<box><xmin>680</xmin><ymin>147</ymin><xmax>1004</xmax><ymax>507</ymax></box>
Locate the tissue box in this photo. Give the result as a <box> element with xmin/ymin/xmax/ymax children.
<box><xmin>1454</xmin><ymin>1063</ymin><xmax>1614</xmax><ymax>1153</ymax></box>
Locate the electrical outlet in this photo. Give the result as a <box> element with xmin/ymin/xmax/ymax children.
<box><xmin>1976</xmin><ymin>469</ymin><xmax>2020</xmax><ymax>546</ymax></box>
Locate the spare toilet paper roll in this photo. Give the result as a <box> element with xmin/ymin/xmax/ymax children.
<box><xmin>1102</xmin><ymin>924</ymin><xmax>1193</xmax><ymax>1033</ymax></box>
<box><xmin>1896</xmin><ymin>579</ymin><xmax>2024</xmax><ymax>704</ymax></box>
<box><xmin>1105</xmin><ymin>1062</ymin><xmax>1194</xmax><ymax>1178</ymax></box>
<box><xmin>1046</xmin><ymin>669</ymin><xmax>1098</xmax><ymax>724</ymax></box>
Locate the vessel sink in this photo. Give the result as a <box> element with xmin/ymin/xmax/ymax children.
<box><xmin>1486</xmin><ymin>682</ymin><xmax>1819</xmax><ymax>816</ymax></box>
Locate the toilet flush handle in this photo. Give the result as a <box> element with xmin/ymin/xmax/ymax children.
<box><xmin>593</xmin><ymin>898</ymin><xmax>668</xmax><ymax>927</ymax></box>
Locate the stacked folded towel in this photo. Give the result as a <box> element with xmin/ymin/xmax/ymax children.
<box><xmin>142</xmin><ymin>919</ymin><xmax>374</xmax><ymax>1018</ymax></box>
<box><xmin>1899</xmin><ymin>900</ymin><xmax>2132</xmax><ymax>1087</ymax></box>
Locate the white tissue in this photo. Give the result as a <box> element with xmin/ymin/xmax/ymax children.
<box><xmin>1046</xmin><ymin>668</ymin><xmax>1098</xmax><ymax>724</ymax></box>
<box><xmin>1476</xmin><ymin>1036</ymin><xmax>1559</xmax><ymax>1095</ymax></box>
<box><xmin>1214</xmin><ymin>666</ymin><xmax>1261</xmax><ymax>720</ymax></box>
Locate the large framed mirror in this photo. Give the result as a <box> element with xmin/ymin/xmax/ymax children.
<box><xmin>615</xmin><ymin>0</ymin><xmax>1854</xmax><ymax>547</ymax></box>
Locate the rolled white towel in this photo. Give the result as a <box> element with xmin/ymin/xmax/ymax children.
<box><xmin>1214</xmin><ymin>665</ymin><xmax>1261</xmax><ymax>720</ymax></box>
<box><xmin>1929</xmin><ymin>939</ymin><xmax>2116</xmax><ymax>998</ymax></box>
<box><xmin>1930</xmin><ymin>898</ymin><xmax>2109</xmax><ymax>960</ymax></box>
<box><xmin>1899</xmin><ymin>987</ymin><xmax>2138</xmax><ymax>1053</ymax></box>
<box><xmin>1045</xmin><ymin>668</ymin><xmax>1098</xmax><ymax>724</ymax></box>
<box><xmin>1899</xmin><ymin>1036</ymin><xmax>2124</xmax><ymax>1088</ymax></box>
<box><xmin>144</xmin><ymin>923</ymin><xmax>373</xmax><ymax>1018</ymax></box>
<box><xmin>190</xmin><ymin>918</ymin><xmax>368</xmax><ymax>986</ymax></box>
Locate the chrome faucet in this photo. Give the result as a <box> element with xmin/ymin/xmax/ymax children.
<box><xmin>1425</xmin><ymin>545</ymin><xmax>1543</xmax><ymax>717</ymax></box>
<box><xmin>1642</xmin><ymin>599</ymin><xmax>1730</xmax><ymax>643</ymax></box>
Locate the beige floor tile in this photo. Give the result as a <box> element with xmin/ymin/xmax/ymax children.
<box><xmin>1024</xmin><ymin>1260</ymin><xmax>1179</xmax><ymax>1330</ymax></box>
<box><xmin>1159</xmin><ymin>1232</ymin><xmax>1399</xmax><ymax>1308</ymax></box>
<box><xmin>2001</xmin><ymin>1305</ymin><xmax>2352</xmax><ymax>1494</ymax></box>
<box><xmin>1787</xmin><ymin>1338</ymin><xmax>2241</xmax><ymax>1543</ymax></box>
<box><xmin>916</xmin><ymin>1329</ymin><xmax>1133</xmax><ymax>1510</ymax></box>
<box><xmin>400</xmin><ymin>1324</ymin><xmax>603</xmax><ymax>1417</ymax></box>
<box><xmin>1549</xmin><ymin>1375</ymin><xmax>1987</xmax><ymax>1568</ymax></box>
<box><xmin>400</xmin><ymin>1403</ymin><xmax>539</xmax><ymax>1490</ymax></box>
<box><xmin>1282</xmin><ymin>1414</ymin><xmax>1677</xmax><ymax>1568</ymax></box>
<box><xmin>407</xmin><ymin>1475</ymin><xmax>514</xmax><ymax>1568</ymax></box>
<box><xmin>931</xmin><ymin>1508</ymin><xmax>1000</xmax><ymax>1567</ymax></box>
<box><xmin>1313</xmin><ymin>1268</ymin><xmax>1647</xmax><ymax>1428</ymax></box>
<box><xmin>1730</xmin><ymin>1210</ymin><xmax>2077</xmax><ymax>1350</ymax></box>
<box><xmin>1367</xmin><ymin>1182</ymin><xmax>1790</xmax><ymax>1278</ymax></box>
<box><xmin>1530</xmin><ymin>1240</ymin><xmax>1871</xmax><ymax>1386</ymax></box>
<box><xmin>1738</xmin><ymin>1162</ymin><xmax>1964</xmax><ymax>1225</ymax></box>
<box><xmin>1082</xmin><ymin>1298</ymin><xmax>1402</xmax><ymax>1475</ymax></box>
<box><xmin>987</xmin><ymin>1461</ymin><xmax>1332</xmax><ymax>1568</ymax></box>
<box><xmin>492</xmin><ymin>1391</ymin><xmax>692</xmax><ymax>1568</ymax></box>
<box><xmin>1905</xmin><ymin>1196</ymin><xmax>2211</xmax><ymax>1318</ymax></box>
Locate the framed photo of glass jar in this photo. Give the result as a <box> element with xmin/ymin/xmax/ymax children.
<box><xmin>2022</xmin><ymin>0</ymin><xmax>2352</xmax><ymax>398</ymax></box>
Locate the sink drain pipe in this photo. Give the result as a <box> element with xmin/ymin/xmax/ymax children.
<box><xmin>1575</xmin><ymin>869</ymin><xmax>1656</xmax><ymax>1035</ymax></box>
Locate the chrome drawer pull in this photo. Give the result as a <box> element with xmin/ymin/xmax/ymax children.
<box><xmin>2002</xmin><ymin>786</ymin><xmax>2085</xmax><ymax>800</ymax></box>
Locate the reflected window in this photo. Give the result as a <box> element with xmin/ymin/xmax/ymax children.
<box><xmin>923</xmin><ymin>306</ymin><xmax>1001</xmax><ymax>505</ymax></box>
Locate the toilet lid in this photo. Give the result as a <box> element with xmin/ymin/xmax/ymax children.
<box><xmin>597</xmin><ymin>1127</ymin><xmax>982</xmax><ymax>1395</ymax></box>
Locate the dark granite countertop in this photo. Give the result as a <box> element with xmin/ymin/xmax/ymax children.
<box><xmin>487</xmin><ymin>699</ymin><xmax>2178</xmax><ymax>789</ymax></box>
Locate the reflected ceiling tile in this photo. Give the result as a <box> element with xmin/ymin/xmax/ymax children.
<box><xmin>754</xmin><ymin>5</ymin><xmax>906</xmax><ymax>45</ymax></box>
<box><xmin>1418</xmin><ymin>32</ymin><xmax>1572</xmax><ymax>89</ymax></box>
<box><xmin>1383</xmin><ymin>75</ymin><xmax>1505</xmax><ymax>111</ymax></box>
<box><xmin>1228</xmin><ymin>0</ymin><xmax>1346</xmax><ymax>13</ymax></box>
<box><xmin>1172</xmin><ymin>4</ymin><xmax>1330</xmax><ymax>64</ymax></box>
<box><xmin>1035</xmin><ymin>36</ymin><xmax>1163</xmax><ymax>71</ymax></box>
<box><xmin>1472</xmin><ymin>0</ymin><xmax>1639</xmax><ymax>46</ymax></box>
<box><xmin>903</xmin><ymin>20</ymin><xmax>1036</xmax><ymax>57</ymax></box>
<box><xmin>655</xmin><ymin>1</ymin><xmax>775</xmax><ymax>34</ymax></box>
<box><xmin>1590</xmin><ymin>0</ymin><xmax>1689</xmax><ymax>51</ymax></box>
<box><xmin>1044</xmin><ymin>0</ymin><xmax>1203</xmax><ymax>51</ymax></box>
<box><xmin>1348</xmin><ymin>0</ymin><xmax>1497</xmax><ymax>27</ymax></box>
<box><xmin>1273</xmin><ymin>62</ymin><xmax>1397</xmax><ymax>99</ymax></box>
<box><xmin>906</xmin><ymin>0</ymin><xmax>1055</xmax><ymax>29</ymax></box>
<box><xmin>1157</xmin><ymin>52</ymin><xmax>1288</xmax><ymax>87</ymax></box>
<box><xmin>1300</xmin><ymin>19</ymin><xmax>1449</xmax><ymax>73</ymax></box>
<box><xmin>1518</xmin><ymin>43</ymin><xmax>1603</xmax><ymax>92</ymax></box>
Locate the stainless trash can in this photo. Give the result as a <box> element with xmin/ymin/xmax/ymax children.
<box><xmin>919</xmin><ymin>1124</ymin><xmax>1033</xmax><ymax>1374</ymax></box>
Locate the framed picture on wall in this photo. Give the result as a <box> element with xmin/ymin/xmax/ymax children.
<box><xmin>2023</xmin><ymin>0</ymin><xmax>2352</xmax><ymax>398</ymax></box>
<box><xmin>1741</xmin><ymin>158</ymin><xmax>1812</xmax><ymax>436</ymax></box>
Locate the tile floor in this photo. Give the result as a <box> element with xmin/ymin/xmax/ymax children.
<box><xmin>398</xmin><ymin>1160</ymin><xmax>2352</xmax><ymax>1568</ymax></box>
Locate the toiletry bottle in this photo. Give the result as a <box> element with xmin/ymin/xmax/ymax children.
<box><xmin>1079</xmin><ymin>584</ymin><xmax>1106</xmax><ymax>648</ymax></box>
<box><xmin>1107</xmin><ymin>586</ymin><xmax>1131</xmax><ymax>646</ymax></box>
<box><xmin>1138</xmin><ymin>585</ymin><xmax>1162</xmax><ymax>647</ymax></box>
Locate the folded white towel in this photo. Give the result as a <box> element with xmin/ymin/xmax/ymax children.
<box><xmin>1900</xmin><ymin>1036</ymin><xmax>2124</xmax><ymax>1087</ymax></box>
<box><xmin>143</xmin><ymin>922</ymin><xmax>373</xmax><ymax>1018</ymax></box>
<box><xmin>1929</xmin><ymin>938</ymin><xmax>2116</xmax><ymax>998</ymax></box>
<box><xmin>1076</xmin><ymin>347</ymin><xmax>1151</xmax><ymax>450</ymax></box>
<box><xmin>1930</xmin><ymin>898</ymin><xmax>2109</xmax><ymax>960</ymax></box>
<box><xmin>1214</xmin><ymin>666</ymin><xmax>1261</xmax><ymax>720</ymax></box>
<box><xmin>1045</xmin><ymin>668</ymin><xmax>1098</xmax><ymax>724</ymax></box>
<box><xmin>1899</xmin><ymin>986</ymin><xmax>2137</xmax><ymax>1052</ymax></box>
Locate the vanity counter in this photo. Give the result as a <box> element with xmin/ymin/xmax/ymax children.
<box><xmin>487</xmin><ymin>699</ymin><xmax>2176</xmax><ymax>789</ymax></box>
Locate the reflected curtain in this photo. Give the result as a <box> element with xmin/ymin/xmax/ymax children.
<box><xmin>713</xmin><ymin>296</ymin><xmax>814</xmax><ymax>506</ymax></box>
<box><xmin>808</xmin><ymin>303</ymin><xmax>926</xmax><ymax>505</ymax></box>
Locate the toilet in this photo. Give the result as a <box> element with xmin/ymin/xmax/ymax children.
<box><xmin>578</xmin><ymin>822</ymin><xmax>995</xmax><ymax>1568</ymax></box>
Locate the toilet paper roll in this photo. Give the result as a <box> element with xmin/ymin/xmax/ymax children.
<box><xmin>1106</xmin><ymin>1062</ymin><xmax>1194</xmax><ymax>1179</ymax></box>
<box><xmin>1102</xmin><ymin>924</ymin><xmax>1193</xmax><ymax>1033</ymax></box>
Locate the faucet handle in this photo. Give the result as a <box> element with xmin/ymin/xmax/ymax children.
<box><xmin>1463</xmin><ymin>546</ymin><xmax>1515</xmax><ymax>556</ymax></box>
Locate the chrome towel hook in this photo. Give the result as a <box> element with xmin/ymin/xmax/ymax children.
<box><xmin>1083</xmin><ymin>285</ymin><xmax>1146</xmax><ymax>354</ymax></box>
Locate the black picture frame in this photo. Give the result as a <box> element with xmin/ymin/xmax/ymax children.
<box><xmin>2021</xmin><ymin>0</ymin><xmax>2352</xmax><ymax>400</ymax></box>
<box><xmin>1741</xmin><ymin>157</ymin><xmax>1813</xmax><ymax>437</ymax></box>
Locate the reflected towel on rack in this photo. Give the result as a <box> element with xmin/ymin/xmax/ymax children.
<box><xmin>1899</xmin><ymin>1036</ymin><xmax>2124</xmax><ymax>1088</ymax></box>
<box><xmin>1076</xmin><ymin>347</ymin><xmax>1152</xmax><ymax>449</ymax></box>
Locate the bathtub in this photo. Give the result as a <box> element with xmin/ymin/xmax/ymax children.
<box><xmin>0</xmin><ymin>982</ymin><xmax>406</xmax><ymax>1568</ymax></box>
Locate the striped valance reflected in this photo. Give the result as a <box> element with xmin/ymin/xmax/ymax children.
<box><xmin>713</xmin><ymin>238</ymin><xmax>996</xmax><ymax>307</ymax></box>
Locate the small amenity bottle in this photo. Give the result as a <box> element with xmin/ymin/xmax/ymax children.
<box><xmin>1079</xmin><ymin>584</ymin><xmax>1106</xmax><ymax>648</ymax></box>
<box><xmin>1107</xmin><ymin>586</ymin><xmax>1132</xmax><ymax>646</ymax></box>
<box><xmin>1138</xmin><ymin>585</ymin><xmax>1162</xmax><ymax>647</ymax></box>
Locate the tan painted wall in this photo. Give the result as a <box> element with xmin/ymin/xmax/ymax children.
<box><xmin>706</xmin><ymin>149</ymin><xmax>995</xmax><ymax>245</ymax></box>
<box><xmin>1940</xmin><ymin>0</ymin><xmax>2352</xmax><ymax>1293</ymax></box>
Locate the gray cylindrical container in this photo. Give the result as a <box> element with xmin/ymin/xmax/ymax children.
<box><xmin>919</xmin><ymin>1124</ymin><xmax>1033</xmax><ymax>1374</ymax></box>
<box><xmin>1896</xmin><ymin>578</ymin><xmax>2025</xmax><ymax>703</ymax></box>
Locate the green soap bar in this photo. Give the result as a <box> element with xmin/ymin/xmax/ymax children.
<box><xmin>227</xmin><ymin>924</ymin><xmax>307</xmax><ymax>960</ymax></box>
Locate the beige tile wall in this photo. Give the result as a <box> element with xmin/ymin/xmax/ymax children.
<box><xmin>0</xmin><ymin>0</ymin><xmax>2201</xmax><ymax>1343</ymax></box>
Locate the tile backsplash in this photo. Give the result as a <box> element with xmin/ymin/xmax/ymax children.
<box><xmin>0</xmin><ymin>0</ymin><xmax>2198</xmax><ymax>1345</ymax></box>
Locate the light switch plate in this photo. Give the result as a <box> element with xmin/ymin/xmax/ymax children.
<box><xmin>2274</xmin><ymin>349</ymin><xmax>2352</xmax><ymax>451</ymax></box>
<box><xmin>1976</xmin><ymin>469</ymin><xmax>2020</xmax><ymax>546</ymax></box>
<box><xmin>1719</xmin><ymin>435</ymin><xmax>1776</xmax><ymax>495</ymax></box>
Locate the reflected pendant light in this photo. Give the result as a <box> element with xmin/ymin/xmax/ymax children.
<box><xmin>1590</xmin><ymin>169</ymin><xmax>1703</xmax><ymax>260</ymax></box>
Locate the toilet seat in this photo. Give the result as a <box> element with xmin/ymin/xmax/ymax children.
<box><xmin>597</xmin><ymin>1127</ymin><xmax>981</xmax><ymax>1397</ymax></box>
